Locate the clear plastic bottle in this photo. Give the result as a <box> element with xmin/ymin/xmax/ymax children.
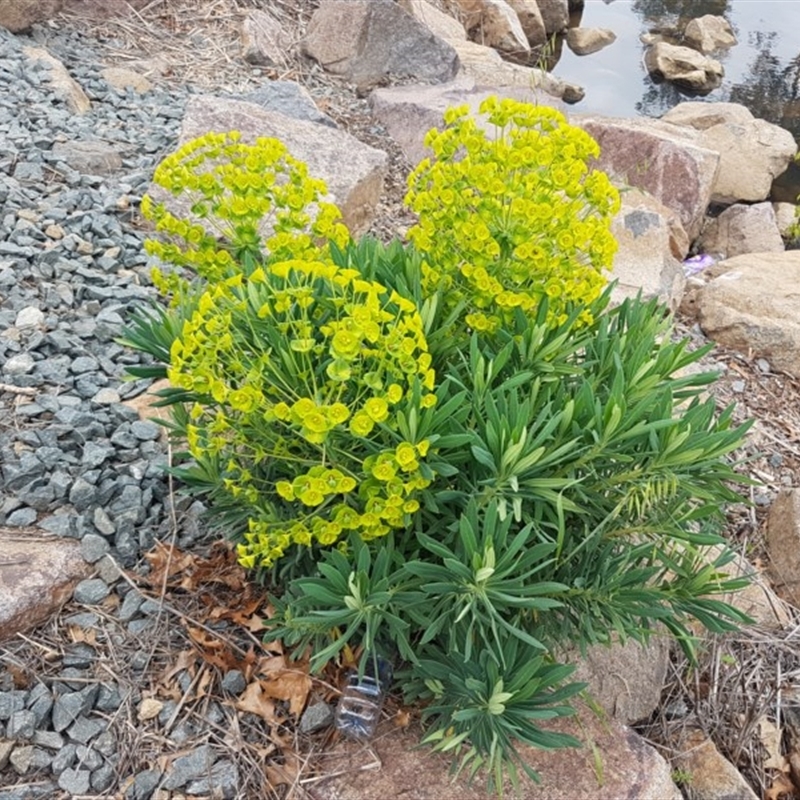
<box><xmin>334</xmin><ymin>655</ymin><xmax>393</xmax><ymax>739</ymax></box>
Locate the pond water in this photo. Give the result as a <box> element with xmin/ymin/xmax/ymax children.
<box><xmin>550</xmin><ymin>0</ymin><xmax>800</xmax><ymax>200</ymax></box>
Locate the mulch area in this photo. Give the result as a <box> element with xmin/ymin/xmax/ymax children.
<box><xmin>2</xmin><ymin>1</ymin><xmax>800</xmax><ymax>797</ymax></box>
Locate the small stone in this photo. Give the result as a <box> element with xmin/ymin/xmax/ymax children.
<box><xmin>75</xmin><ymin>745</ymin><xmax>103</xmax><ymax>771</ymax></box>
<box><xmin>92</xmin><ymin>507</ymin><xmax>116</xmax><ymax>536</ymax></box>
<box><xmin>126</xmin><ymin>769</ymin><xmax>162</xmax><ymax>800</ymax></box>
<box><xmin>80</xmin><ymin>533</ymin><xmax>110</xmax><ymax>563</ymax></box>
<box><xmin>8</xmin><ymin>709</ymin><xmax>37</xmax><ymax>740</ymax></box>
<box><xmin>0</xmin><ymin>691</ymin><xmax>26</xmax><ymax>719</ymax></box>
<box><xmin>96</xmin><ymin>555</ymin><xmax>121</xmax><ymax>584</ymax></box>
<box><xmin>6</xmin><ymin>507</ymin><xmax>38</xmax><ymax>527</ymax></box>
<box><xmin>73</xmin><ymin>578</ymin><xmax>110</xmax><ymax>605</ymax></box>
<box><xmin>33</xmin><ymin>730</ymin><xmax>64</xmax><ymax>750</ymax></box>
<box><xmin>131</xmin><ymin>420</ymin><xmax>160</xmax><ymax>440</ymax></box>
<box><xmin>300</xmin><ymin>701</ymin><xmax>335</xmax><ymax>733</ymax></box>
<box><xmin>221</xmin><ymin>669</ymin><xmax>247</xmax><ymax>696</ymax></box>
<box><xmin>138</xmin><ymin>697</ymin><xmax>164</xmax><ymax>721</ymax></box>
<box><xmin>2</xmin><ymin>352</ymin><xmax>35</xmax><ymax>375</ymax></box>
<box><xmin>0</xmin><ymin>740</ymin><xmax>13</xmax><ymax>770</ymax></box>
<box><xmin>92</xmin><ymin>762</ymin><xmax>116</xmax><ymax>792</ymax></box>
<box><xmin>15</xmin><ymin>306</ymin><xmax>45</xmax><ymax>329</ymax></box>
<box><xmin>185</xmin><ymin>759</ymin><xmax>239</xmax><ymax>799</ymax></box>
<box><xmin>51</xmin><ymin>741</ymin><xmax>78</xmax><ymax>773</ymax></box>
<box><xmin>731</xmin><ymin>380</ymin><xmax>746</xmax><ymax>393</ymax></box>
<box><xmin>67</xmin><ymin>715</ymin><xmax>105</xmax><ymax>744</ymax></box>
<box><xmin>92</xmin><ymin>387</ymin><xmax>121</xmax><ymax>404</ymax></box>
<box><xmin>94</xmin><ymin>730</ymin><xmax>117</xmax><ymax>756</ymax></box>
<box><xmin>10</xmin><ymin>744</ymin><xmax>34</xmax><ymax>774</ymax></box>
<box><xmin>58</xmin><ymin>767</ymin><xmax>92</xmax><ymax>795</ymax></box>
<box><xmin>118</xmin><ymin>590</ymin><xmax>144</xmax><ymax>621</ymax></box>
<box><xmin>162</xmin><ymin>743</ymin><xmax>216</xmax><ymax>789</ymax></box>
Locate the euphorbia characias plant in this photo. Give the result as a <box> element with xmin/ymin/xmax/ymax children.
<box><xmin>121</xmin><ymin>97</ymin><xmax>754</xmax><ymax>793</ymax></box>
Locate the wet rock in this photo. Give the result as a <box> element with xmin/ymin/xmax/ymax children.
<box><xmin>506</xmin><ymin>0</ymin><xmax>547</xmax><ymax>47</ymax></box>
<box><xmin>644</xmin><ymin>41</ymin><xmax>723</xmax><ymax>95</ymax></box>
<box><xmin>302</xmin><ymin>0</ymin><xmax>460</xmax><ymax>90</ymax></box>
<box><xmin>447</xmin><ymin>0</ymin><xmax>530</xmax><ymax>62</ymax></box>
<box><xmin>699</xmin><ymin>202</ymin><xmax>785</xmax><ymax>258</ymax></box>
<box><xmin>684</xmin><ymin>14</ymin><xmax>737</xmax><ymax>54</ymax></box>
<box><xmin>696</xmin><ymin>252</ymin><xmax>800</xmax><ymax>379</ymax></box>
<box><xmin>535</xmin><ymin>0</ymin><xmax>569</xmax><ymax>34</ymax></box>
<box><xmin>566</xmin><ymin>27</ymin><xmax>616</xmax><ymax>56</ymax></box>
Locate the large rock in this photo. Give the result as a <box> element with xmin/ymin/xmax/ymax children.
<box><xmin>301</xmin><ymin>0</ymin><xmax>460</xmax><ymax>90</ymax></box>
<box><xmin>240</xmin><ymin>8</ymin><xmax>291</xmax><ymax>67</ymax></box>
<box><xmin>505</xmin><ymin>0</ymin><xmax>547</xmax><ymax>47</ymax></box>
<box><xmin>21</xmin><ymin>46</ymin><xmax>91</xmax><ymax>114</ymax></box>
<box><xmin>52</xmin><ymin>140</ymin><xmax>123</xmax><ymax>175</ymax></box>
<box><xmin>684</xmin><ymin>14</ymin><xmax>737</xmax><ymax>54</ymax></box>
<box><xmin>234</xmin><ymin>81</ymin><xmax>336</xmax><ymax>129</ymax></box>
<box><xmin>576</xmin><ymin>115</ymin><xmax>720</xmax><ymax>241</ymax></box>
<box><xmin>0</xmin><ymin>0</ymin><xmax>61</xmax><ymax>32</ymax></box>
<box><xmin>672</xmin><ymin>729</ymin><xmax>759</xmax><ymax>800</ymax></box>
<box><xmin>313</xmin><ymin>706</ymin><xmax>682</xmax><ymax>800</ymax></box>
<box><xmin>536</xmin><ymin>0</ymin><xmax>569</xmax><ymax>34</ymax></box>
<box><xmin>660</xmin><ymin>102</ymin><xmax>798</xmax><ymax>204</ymax></box>
<box><xmin>698</xmin><ymin>202</ymin><xmax>785</xmax><ymax>259</ymax></box>
<box><xmin>398</xmin><ymin>0</ymin><xmax>468</xmax><ymax>44</ymax></box>
<box><xmin>609</xmin><ymin>188</ymin><xmax>688</xmax><ymax>310</ymax></box>
<box><xmin>369</xmin><ymin>77</ymin><xmax>562</xmax><ymax>166</ymax></box>
<box><xmin>447</xmin><ymin>0</ymin><xmax>530</xmax><ymax>61</ymax></box>
<box><xmin>767</xmin><ymin>489</ymin><xmax>800</xmax><ymax>596</ymax></box>
<box><xmin>0</xmin><ymin>527</ymin><xmax>92</xmax><ymax>642</ymax></box>
<box><xmin>773</xmin><ymin>202</ymin><xmax>798</xmax><ymax>237</ymax></box>
<box><xmin>696</xmin><ymin>251</ymin><xmax>800</xmax><ymax>379</ymax></box>
<box><xmin>568</xmin><ymin>635</ymin><xmax>670</xmax><ymax>725</ymax></box>
<box><xmin>167</xmin><ymin>95</ymin><xmax>387</xmax><ymax>237</ymax></box>
<box><xmin>644</xmin><ymin>41</ymin><xmax>723</xmax><ymax>94</ymax></box>
<box><xmin>566</xmin><ymin>27</ymin><xmax>616</xmax><ymax>56</ymax></box>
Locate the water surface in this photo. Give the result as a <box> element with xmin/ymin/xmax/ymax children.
<box><xmin>552</xmin><ymin>1</ymin><xmax>800</xmax><ymax>197</ymax></box>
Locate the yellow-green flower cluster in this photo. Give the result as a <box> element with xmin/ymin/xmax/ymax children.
<box><xmin>404</xmin><ymin>97</ymin><xmax>621</xmax><ymax>331</ymax></box>
<box><xmin>166</xmin><ymin>256</ymin><xmax>436</xmax><ymax>568</ymax></box>
<box><xmin>139</xmin><ymin>132</ymin><xmax>349</xmax><ymax>295</ymax></box>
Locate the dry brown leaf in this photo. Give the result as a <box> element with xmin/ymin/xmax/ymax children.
<box><xmin>394</xmin><ymin>708</ymin><xmax>412</xmax><ymax>728</ymax></box>
<box><xmin>760</xmin><ymin>717</ymin><xmax>788</xmax><ymax>772</ymax></box>
<box><xmin>236</xmin><ymin>681</ymin><xmax>279</xmax><ymax>723</ymax></box>
<box><xmin>67</xmin><ymin>625</ymin><xmax>97</xmax><ymax>645</ymax></box>
<box><xmin>259</xmin><ymin>671</ymin><xmax>312</xmax><ymax>717</ymax></box>
<box><xmin>765</xmin><ymin>771</ymin><xmax>796</xmax><ymax>800</ymax></box>
<box><xmin>5</xmin><ymin>663</ymin><xmax>29</xmax><ymax>690</ymax></box>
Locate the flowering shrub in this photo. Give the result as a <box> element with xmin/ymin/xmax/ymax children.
<box><xmin>140</xmin><ymin>131</ymin><xmax>348</xmax><ymax>291</ymax></box>
<box><xmin>405</xmin><ymin>97</ymin><xmax>620</xmax><ymax>333</ymax></box>
<box><xmin>122</xmin><ymin>100</ymin><xmax>753</xmax><ymax>793</ymax></box>
<box><xmin>165</xmin><ymin>257</ymin><xmax>436</xmax><ymax>567</ymax></box>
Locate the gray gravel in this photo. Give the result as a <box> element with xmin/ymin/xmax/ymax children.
<box><xmin>0</xmin><ymin>17</ymin><xmax>232</xmax><ymax>798</ymax></box>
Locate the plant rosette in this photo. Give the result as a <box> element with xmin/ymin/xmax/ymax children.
<box><xmin>405</xmin><ymin>96</ymin><xmax>621</xmax><ymax>335</ymax></box>
<box><xmin>166</xmin><ymin>257</ymin><xmax>437</xmax><ymax>567</ymax></box>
